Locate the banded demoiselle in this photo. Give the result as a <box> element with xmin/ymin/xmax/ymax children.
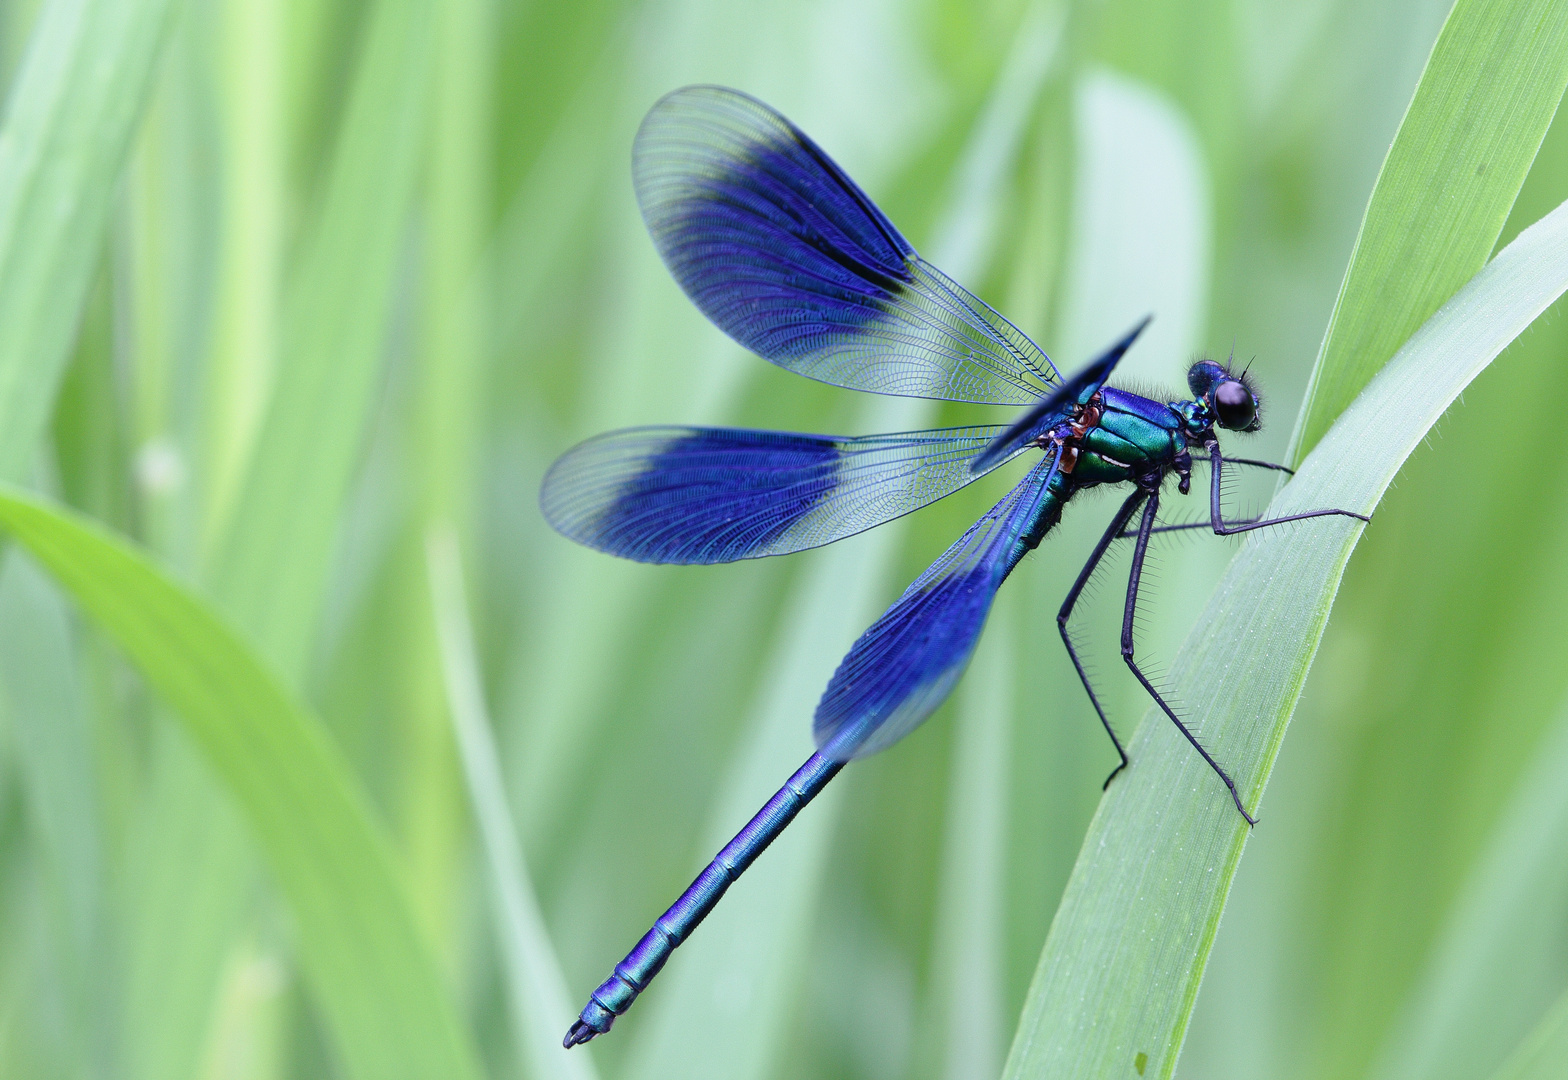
<box><xmin>541</xmin><ymin>86</ymin><xmax>1366</xmax><ymax>1046</ymax></box>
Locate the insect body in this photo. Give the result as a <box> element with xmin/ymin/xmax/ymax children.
<box><xmin>542</xmin><ymin>86</ymin><xmax>1366</xmax><ymax>1047</ymax></box>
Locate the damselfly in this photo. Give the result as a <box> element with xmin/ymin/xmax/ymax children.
<box><xmin>541</xmin><ymin>86</ymin><xmax>1366</xmax><ymax>1046</ymax></box>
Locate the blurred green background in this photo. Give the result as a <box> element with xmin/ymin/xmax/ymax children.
<box><xmin>1</xmin><ymin>0</ymin><xmax>1567</xmax><ymax>1078</ymax></box>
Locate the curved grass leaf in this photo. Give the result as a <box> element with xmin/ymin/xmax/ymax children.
<box><xmin>0</xmin><ymin>486</ymin><xmax>484</xmax><ymax>1080</ymax></box>
<box><xmin>120</xmin><ymin>2</ymin><xmax>445</xmax><ymax>1074</ymax></box>
<box><xmin>1287</xmin><ymin>0</ymin><xmax>1568</xmax><ymax>464</ymax></box>
<box><xmin>1002</xmin><ymin>196</ymin><xmax>1568</xmax><ymax>1080</ymax></box>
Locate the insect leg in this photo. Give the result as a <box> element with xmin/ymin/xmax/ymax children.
<box><xmin>1121</xmin><ymin>491</ymin><xmax>1257</xmax><ymax>825</ymax></box>
<box><xmin>1207</xmin><ymin>442</ymin><xmax>1369</xmax><ymax>534</ymax></box>
<box><xmin>1113</xmin><ymin>450</ymin><xmax>1316</xmax><ymax>538</ymax></box>
<box><xmin>1222</xmin><ymin>456</ymin><xmax>1294</xmax><ymax>475</ymax></box>
<box><xmin>1117</xmin><ymin>517</ymin><xmax>1262</xmax><ymax>539</ymax></box>
<box><xmin>1058</xmin><ymin>488</ymin><xmax>1148</xmax><ymax>788</ymax></box>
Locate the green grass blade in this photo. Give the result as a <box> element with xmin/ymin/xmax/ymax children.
<box><xmin>1287</xmin><ymin>0</ymin><xmax>1568</xmax><ymax>464</ymax></box>
<box><xmin>1001</xmin><ymin>197</ymin><xmax>1568</xmax><ymax>1080</ymax></box>
<box><xmin>194</xmin><ymin>936</ymin><xmax>289</xmax><ymax>1080</ymax></box>
<box><xmin>427</xmin><ymin>527</ymin><xmax>597</xmax><ymax>1080</ymax></box>
<box><xmin>110</xmin><ymin>6</ymin><xmax>282</xmax><ymax>1067</ymax></box>
<box><xmin>1363</xmin><ymin>694</ymin><xmax>1568</xmax><ymax>1080</ymax></box>
<box><xmin>0</xmin><ymin>486</ymin><xmax>484</xmax><ymax>1080</ymax></box>
<box><xmin>0</xmin><ymin>0</ymin><xmax>181</xmax><ymax>480</ymax></box>
<box><xmin>122</xmin><ymin>1</ymin><xmax>438</xmax><ymax>1074</ymax></box>
<box><xmin>200</xmin><ymin>0</ymin><xmax>285</xmax><ymax>553</ymax></box>
<box><xmin>206</xmin><ymin>0</ymin><xmax>434</xmax><ymax>676</ymax></box>
<box><xmin>395</xmin><ymin>0</ymin><xmax>492</xmax><ymax>953</ymax></box>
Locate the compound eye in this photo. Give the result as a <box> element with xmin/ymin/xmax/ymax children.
<box><xmin>1213</xmin><ymin>380</ymin><xmax>1257</xmax><ymax>430</ymax></box>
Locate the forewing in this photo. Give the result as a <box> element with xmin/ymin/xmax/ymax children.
<box><xmin>635</xmin><ymin>85</ymin><xmax>1058</xmax><ymax>404</ymax></box>
<box><xmin>814</xmin><ymin>453</ymin><xmax>1061</xmax><ymax>760</ymax></box>
<box><xmin>540</xmin><ymin>425</ymin><xmax>1030</xmax><ymax>565</ymax></box>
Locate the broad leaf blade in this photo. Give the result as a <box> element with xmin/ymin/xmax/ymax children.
<box><xmin>1003</xmin><ymin>197</ymin><xmax>1568</xmax><ymax>1080</ymax></box>
<box><xmin>1288</xmin><ymin>0</ymin><xmax>1568</xmax><ymax>463</ymax></box>
<box><xmin>0</xmin><ymin>486</ymin><xmax>484</xmax><ymax>1080</ymax></box>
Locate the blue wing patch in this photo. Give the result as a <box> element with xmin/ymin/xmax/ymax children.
<box><xmin>814</xmin><ymin>453</ymin><xmax>1062</xmax><ymax>760</ymax></box>
<box><xmin>634</xmin><ymin>86</ymin><xmax>1058</xmax><ymax>404</ymax></box>
<box><xmin>540</xmin><ymin>425</ymin><xmax>1030</xmax><ymax>565</ymax></box>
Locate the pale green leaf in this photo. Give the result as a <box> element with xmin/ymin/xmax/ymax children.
<box><xmin>1288</xmin><ymin>0</ymin><xmax>1568</xmax><ymax>463</ymax></box>
<box><xmin>121</xmin><ymin>728</ymin><xmax>252</xmax><ymax>1080</ymax></box>
<box><xmin>0</xmin><ymin>485</ymin><xmax>483</xmax><ymax>1080</ymax></box>
<box><xmin>199</xmin><ymin>0</ymin><xmax>286</xmax><ymax>554</ymax></box>
<box><xmin>1003</xmin><ymin>196</ymin><xmax>1568</xmax><ymax>1080</ymax></box>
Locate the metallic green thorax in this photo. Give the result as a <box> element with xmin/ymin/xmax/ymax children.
<box><xmin>1013</xmin><ymin>386</ymin><xmax>1212</xmax><ymax>561</ymax></box>
<box><xmin>1009</xmin><ymin>361</ymin><xmax>1265</xmax><ymax>571</ymax></box>
<box><xmin>1068</xmin><ymin>387</ymin><xmax>1190</xmax><ymax>486</ymax></box>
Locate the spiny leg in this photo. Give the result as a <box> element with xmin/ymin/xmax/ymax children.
<box><xmin>1119</xmin><ymin>517</ymin><xmax>1262</xmax><ymax>540</ymax></box>
<box><xmin>1121</xmin><ymin>491</ymin><xmax>1257</xmax><ymax>825</ymax></box>
<box><xmin>1057</xmin><ymin>488</ymin><xmax>1148</xmax><ymax>788</ymax></box>
<box><xmin>1207</xmin><ymin>441</ymin><xmax>1368</xmax><ymax>534</ymax></box>
<box><xmin>1112</xmin><ymin>455</ymin><xmax>1297</xmax><ymax>538</ymax></box>
<box><xmin>1222</xmin><ymin>456</ymin><xmax>1294</xmax><ymax>475</ymax></box>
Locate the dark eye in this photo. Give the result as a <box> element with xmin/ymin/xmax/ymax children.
<box><xmin>1213</xmin><ymin>380</ymin><xmax>1256</xmax><ymax>430</ymax></box>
